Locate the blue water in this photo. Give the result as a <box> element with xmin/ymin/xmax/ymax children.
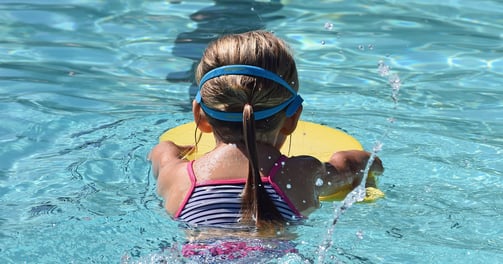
<box><xmin>1</xmin><ymin>0</ymin><xmax>502</xmax><ymax>263</ymax></box>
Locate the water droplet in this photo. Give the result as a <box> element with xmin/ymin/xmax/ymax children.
<box><xmin>315</xmin><ymin>178</ymin><xmax>324</xmax><ymax>186</ymax></box>
<box><xmin>321</xmin><ymin>40</ymin><xmax>326</xmax><ymax>45</ymax></box>
<box><xmin>358</xmin><ymin>44</ymin><xmax>365</xmax><ymax>51</ymax></box>
<box><xmin>268</xmin><ymin>156</ymin><xmax>272</xmax><ymax>160</ymax></box>
<box><xmin>286</xmin><ymin>184</ymin><xmax>292</xmax><ymax>189</ymax></box>
<box><xmin>356</xmin><ymin>230</ymin><xmax>364</xmax><ymax>240</ymax></box>
<box><xmin>324</xmin><ymin>22</ymin><xmax>334</xmax><ymax>31</ymax></box>
<box><xmin>378</xmin><ymin>61</ymin><xmax>390</xmax><ymax>77</ymax></box>
<box><xmin>302</xmin><ymin>200</ymin><xmax>306</xmax><ymax>203</ymax></box>
<box><xmin>388</xmin><ymin>73</ymin><xmax>401</xmax><ymax>90</ymax></box>
<box><xmin>368</xmin><ymin>44</ymin><xmax>374</xmax><ymax>50</ymax></box>
<box><xmin>280</xmin><ymin>161</ymin><xmax>286</xmax><ymax>167</ymax></box>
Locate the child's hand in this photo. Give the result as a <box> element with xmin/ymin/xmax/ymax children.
<box><xmin>328</xmin><ymin>150</ymin><xmax>383</xmax><ymax>187</ymax></box>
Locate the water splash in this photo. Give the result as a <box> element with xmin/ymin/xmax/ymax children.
<box><xmin>317</xmin><ymin>59</ymin><xmax>400</xmax><ymax>263</ymax></box>
<box><xmin>317</xmin><ymin>142</ymin><xmax>382</xmax><ymax>263</ymax></box>
<box><xmin>378</xmin><ymin>60</ymin><xmax>401</xmax><ymax>107</ymax></box>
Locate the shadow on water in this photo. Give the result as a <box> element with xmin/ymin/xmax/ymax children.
<box><xmin>166</xmin><ymin>0</ymin><xmax>285</xmax><ymax>105</ymax></box>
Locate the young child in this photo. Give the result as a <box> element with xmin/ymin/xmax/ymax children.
<box><xmin>150</xmin><ymin>30</ymin><xmax>383</xmax><ymax>231</ymax></box>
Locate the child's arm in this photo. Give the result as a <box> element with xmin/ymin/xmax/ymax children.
<box><xmin>148</xmin><ymin>141</ymin><xmax>194</xmax><ymax>179</ymax></box>
<box><xmin>317</xmin><ymin>150</ymin><xmax>384</xmax><ymax>197</ymax></box>
<box><xmin>149</xmin><ymin>141</ymin><xmax>194</xmax><ymax>215</ymax></box>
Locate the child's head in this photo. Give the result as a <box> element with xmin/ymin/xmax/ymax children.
<box><xmin>193</xmin><ymin>30</ymin><xmax>303</xmax><ymax>228</ymax></box>
<box><xmin>194</xmin><ymin>30</ymin><xmax>301</xmax><ymax>145</ymax></box>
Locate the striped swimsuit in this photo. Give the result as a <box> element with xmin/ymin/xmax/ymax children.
<box><xmin>175</xmin><ymin>155</ymin><xmax>303</xmax><ymax>227</ymax></box>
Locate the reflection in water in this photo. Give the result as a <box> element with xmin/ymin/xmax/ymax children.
<box><xmin>166</xmin><ymin>0</ymin><xmax>284</xmax><ymax>99</ymax></box>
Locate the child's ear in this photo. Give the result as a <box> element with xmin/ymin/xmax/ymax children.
<box><xmin>192</xmin><ymin>100</ymin><xmax>213</xmax><ymax>133</ymax></box>
<box><xmin>280</xmin><ymin>105</ymin><xmax>302</xmax><ymax>135</ymax></box>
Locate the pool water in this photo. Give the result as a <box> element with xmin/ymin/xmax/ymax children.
<box><xmin>1</xmin><ymin>0</ymin><xmax>502</xmax><ymax>263</ymax></box>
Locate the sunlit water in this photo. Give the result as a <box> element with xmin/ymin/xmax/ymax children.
<box><xmin>1</xmin><ymin>1</ymin><xmax>502</xmax><ymax>263</ymax></box>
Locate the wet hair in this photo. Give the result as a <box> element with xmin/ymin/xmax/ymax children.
<box><xmin>195</xmin><ymin>31</ymin><xmax>299</xmax><ymax>227</ymax></box>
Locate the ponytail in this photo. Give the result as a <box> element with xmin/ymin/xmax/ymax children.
<box><xmin>241</xmin><ymin>104</ymin><xmax>284</xmax><ymax>228</ymax></box>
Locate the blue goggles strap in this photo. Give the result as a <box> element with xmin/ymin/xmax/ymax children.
<box><xmin>195</xmin><ymin>65</ymin><xmax>303</xmax><ymax>122</ymax></box>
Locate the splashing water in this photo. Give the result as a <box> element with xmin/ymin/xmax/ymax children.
<box><xmin>317</xmin><ymin>59</ymin><xmax>400</xmax><ymax>263</ymax></box>
<box><xmin>378</xmin><ymin>60</ymin><xmax>401</xmax><ymax>106</ymax></box>
<box><xmin>317</xmin><ymin>142</ymin><xmax>382</xmax><ymax>263</ymax></box>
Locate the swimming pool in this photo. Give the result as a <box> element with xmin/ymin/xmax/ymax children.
<box><xmin>1</xmin><ymin>0</ymin><xmax>502</xmax><ymax>263</ymax></box>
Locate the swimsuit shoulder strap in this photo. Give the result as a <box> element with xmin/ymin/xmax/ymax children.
<box><xmin>267</xmin><ymin>155</ymin><xmax>288</xmax><ymax>179</ymax></box>
<box><xmin>174</xmin><ymin>160</ymin><xmax>197</xmax><ymax>218</ymax></box>
<box><xmin>267</xmin><ymin>155</ymin><xmax>304</xmax><ymax>218</ymax></box>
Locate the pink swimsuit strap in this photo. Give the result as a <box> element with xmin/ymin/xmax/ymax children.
<box><xmin>265</xmin><ymin>155</ymin><xmax>303</xmax><ymax>217</ymax></box>
<box><xmin>174</xmin><ymin>160</ymin><xmax>197</xmax><ymax>218</ymax></box>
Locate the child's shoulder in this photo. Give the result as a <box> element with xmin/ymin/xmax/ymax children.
<box><xmin>283</xmin><ymin>154</ymin><xmax>324</xmax><ymax>178</ymax></box>
<box><xmin>286</xmin><ymin>154</ymin><xmax>322</xmax><ymax>165</ymax></box>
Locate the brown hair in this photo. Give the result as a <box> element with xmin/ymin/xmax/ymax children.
<box><xmin>195</xmin><ymin>31</ymin><xmax>299</xmax><ymax>227</ymax></box>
